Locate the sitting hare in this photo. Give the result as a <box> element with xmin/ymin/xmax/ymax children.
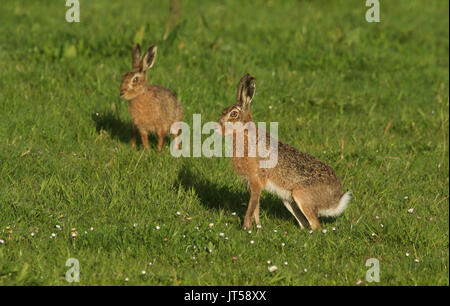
<box><xmin>120</xmin><ymin>44</ymin><xmax>183</xmax><ymax>152</ymax></box>
<box><xmin>217</xmin><ymin>73</ymin><xmax>350</xmax><ymax>230</ymax></box>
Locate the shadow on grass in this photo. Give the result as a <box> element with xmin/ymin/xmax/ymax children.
<box><xmin>175</xmin><ymin>165</ymin><xmax>314</xmax><ymax>226</ymax></box>
<box><xmin>91</xmin><ymin>111</ymin><xmax>158</xmax><ymax>148</ymax></box>
<box><xmin>175</xmin><ymin>165</ymin><xmax>339</xmax><ymax>228</ymax></box>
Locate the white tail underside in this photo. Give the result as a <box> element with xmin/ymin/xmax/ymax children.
<box><xmin>318</xmin><ymin>191</ymin><xmax>351</xmax><ymax>217</ymax></box>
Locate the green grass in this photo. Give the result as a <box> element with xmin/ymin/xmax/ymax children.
<box><xmin>0</xmin><ymin>0</ymin><xmax>448</xmax><ymax>285</ymax></box>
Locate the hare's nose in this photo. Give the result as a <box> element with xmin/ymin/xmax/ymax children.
<box><xmin>119</xmin><ymin>90</ymin><xmax>125</xmax><ymax>97</ymax></box>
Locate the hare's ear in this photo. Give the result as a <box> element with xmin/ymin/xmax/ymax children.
<box><xmin>243</xmin><ymin>77</ymin><xmax>256</xmax><ymax>109</ymax></box>
<box><xmin>140</xmin><ymin>45</ymin><xmax>157</xmax><ymax>72</ymax></box>
<box><xmin>236</xmin><ymin>74</ymin><xmax>256</xmax><ymax>110</ymax></box>
<box><xmin>236</xmin><ymin>73</ymin><xmax>250</xmax><ymax>105</ymax></box>
<box><xmin>132</xmin><ymin>43</ymin><xmax>141</xmax><ymax>69</ymax></box>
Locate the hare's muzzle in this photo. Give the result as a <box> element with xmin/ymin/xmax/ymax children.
<box><xmin>119</xmin><ymin>90</ymin><xmax>125</xmax><ymax>98</ymax></box>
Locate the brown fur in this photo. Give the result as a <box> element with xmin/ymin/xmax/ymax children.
<box><xmin>218</xmin><ymin>74</ymin><xmax>347</xmax><ymax>230</ymax></box>
<box><xmin>120</xmin><ymin>44</ymin><xmax>183</xmax><ymax>152</ymax></box>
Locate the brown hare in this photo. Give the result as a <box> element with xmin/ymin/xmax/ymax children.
<box><xmin>217</xmin><ymin>73</ymin><xmax>350</xmax><ymax>230</ymax></box>
<box><xmin>120</xmin><ymin>44</ymin><xmax>183</xmax><ymax>152</ymax></box>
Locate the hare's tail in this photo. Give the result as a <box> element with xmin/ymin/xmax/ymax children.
<box><xmin>318</xmin><ymin>191</ymin><xmax>351</xmax><ymax>217</ymax></box>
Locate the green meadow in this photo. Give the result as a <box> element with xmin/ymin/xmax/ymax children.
<box><xmin>0</xmin><ymin>0</ymin><xmax>448</xmax><ymax>285</ymax></box>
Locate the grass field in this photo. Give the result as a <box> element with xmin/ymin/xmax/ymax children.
<box><xmin>0</xmin><ymin>0</ymin><xmax>448</xmax><ymax>286</ymax></box>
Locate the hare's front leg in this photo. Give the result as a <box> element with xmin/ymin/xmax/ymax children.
<box><xmin>253</xmin><ymin>203</ymin><xmax>261</xmax><ymax>227</ymax></box>
<box><xmin>139</xmin><ymin>130</ymin><xmax>150</xmax><ymax>150</ymax></box>
<box><xmin>243</xmin><ymin>182</ymin><xmax>262</xmax><ymax>230</ymax></box>
<box><xmin>131</xmin><ymin>125</ymin><xmax>137</xmax><ymax>148</ymax></box>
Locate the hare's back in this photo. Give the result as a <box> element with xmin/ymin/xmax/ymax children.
<box><xmin>147</xmin><ymin>85</ymin><xmax>182</xmax><ymax>120</ymax></box>
<box><xmin>271</xmin><ymin>142</ymin><xmax>339</xmax><ymax>187</ymax></box>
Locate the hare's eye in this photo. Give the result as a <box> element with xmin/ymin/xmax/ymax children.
<box><xmin>132</xmin><ymin>77</ymin><xmax>139</xmax><ymax>83</ymax></box>
<box><xmin>230</xmin><ymin>110</ymin><xmax>238</xmax><ymax>118</ymax></box>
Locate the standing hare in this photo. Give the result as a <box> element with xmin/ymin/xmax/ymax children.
<box><xmin>217</xmin><ymin>73</ymin><xmax>350</xmax><ymax>230</ymax></box>
<box><xmin>120</xmin><ymin>44</ymin><xmax>183</xmax><ymax>152</ymax></box>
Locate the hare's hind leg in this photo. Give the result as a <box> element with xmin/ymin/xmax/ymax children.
<box><xmin>157</xmin><ymin>130</ymin><xmax>166</xmax><ymax>152</ymax></box>
<box><xmin>173</xmin><ymin>129</ymin><xmax>182</xmax><ymax>150</ymax></box>
<box><xmin>292</xmin><ymin>190</ymin><xmax>321</xmax><ymax>231</ymax></box>
<box><xmin>282</xmin><ymin>200</ymin><xmax>308</xmax><ymax>229</ymax></box>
